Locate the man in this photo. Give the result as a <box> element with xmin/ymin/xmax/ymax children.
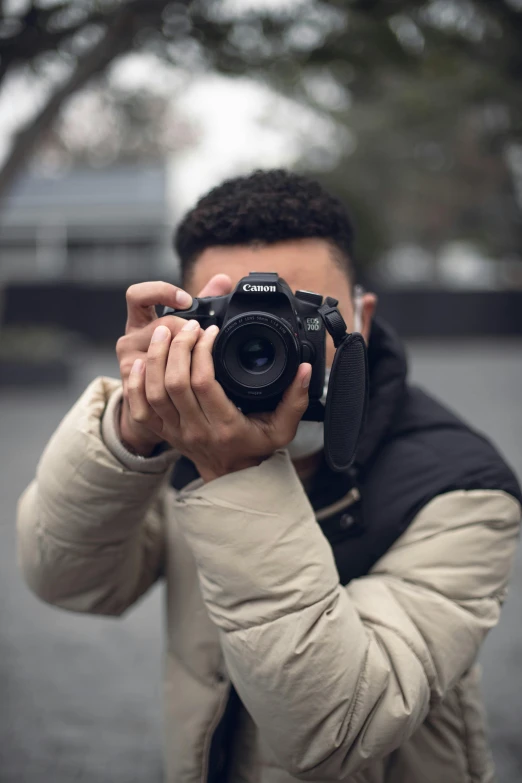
<box><xmin>17</xmin><ymin>169</ymin><xmax>521</xmax><ymax>783</ymax></box>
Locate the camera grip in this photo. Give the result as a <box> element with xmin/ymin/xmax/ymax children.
<box><xmin>324</xmin><ymin>333</ymin><xmax>368</xmax><ymax>472</ymax></box>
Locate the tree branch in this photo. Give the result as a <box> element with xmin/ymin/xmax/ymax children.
<box><xmin>0</xmin><ymin>14</ymin><xmax>135</xmax><ymax>202</ymax></box>
<box><xmin>0</xmin><ymin>3</ymin><xmax>136</xmax><ymax>87</ymax></box>
<box><xmin>0</xmin><ymin>0</ymin><xmax>184</xmax><ymax>203</ymax></box>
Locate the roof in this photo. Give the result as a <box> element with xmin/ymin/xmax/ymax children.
<box><xmin>0</xmin><ymin>163</ymin><xmax>169</xmax><ymax>226</ymax></box>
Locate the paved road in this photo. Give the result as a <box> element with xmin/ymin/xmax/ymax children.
<box><xmin>0</xmin><ymin>341</ymin><xmax>521</xmax><ymax>783</ymax></box>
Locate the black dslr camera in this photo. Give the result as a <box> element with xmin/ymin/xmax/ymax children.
<box><xmin>163</xmin><ymin>272</ymin><xmax>368</xmax><ymax>471</ymax></box>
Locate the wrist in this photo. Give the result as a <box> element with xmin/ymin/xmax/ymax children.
<box><xmin>197</xmin><ymin>456</ymin><xmax>266</xmax><ymax>483</ymax></box>
<box><xmin>119</xmin><ymin>402</ymin><xmax>162</xmax><ymax>457</ymax></box>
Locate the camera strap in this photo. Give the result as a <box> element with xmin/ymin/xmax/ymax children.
<box><xmin>318</xmin><ymin>298</ymin><xmax>369</xmax><ymax>472</ymax></box>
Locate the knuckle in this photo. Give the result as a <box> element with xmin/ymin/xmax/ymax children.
<box><xmin>120</xmin><ymin>357</ymin><xmax>136</xmax><ymax>379</ymax></box>
<box><xmin>177</xmin><ymin>324</ymin><xmax>199</xmax><ymax>340</ymax></box>
<box><xmin>146</xmin><ymin>348</ymin><xmax>164</xmax><ymax>364</ymax></box>
<box><xmin>160</xmin><ymin>280</ymin><xmax>174</xmax><ymax>296</ymax></box>
<box><xmin>158</xmin><ymin>315</ymin><xmax>178</xmax><ymax>332</ymax></box>
<box><xmin>153</xmin><ymin>281</ymin><xmax>174</xmax><ymax>301</ymax></box>
<box><xmin>125</xmin><ymin>284</ymin><xmax>139</xmax><ymax>302</ymax></box>
<box><xmin>296</xmin><ymin>398</ymin><xmax>309</xmax><ymax>414</ymax></box>
<box><xmin>170</xmin><ymin>334</ymin><xmax>186</xmax><ymax>351</ymax></box>
<box><xmin>147</xmin><ymin>387</ymin><xmax>167</xmax><ymax>407</ymax></box>
<box><xmin>191</xmin><ymin>373</ymin><xmax>212</xmax><ymax>394</ymax></box>
<box><xmin>183</xmin><ymin>427</ymin><xmax>205</xmax><ymax>448</ymax></box>
<box><xmin>116</xmin><ymin>336</ymin><xmax>127</xmax><ymax>358</ymax></box>
<box><xmin>126</xmin><ymin>373</ymin><xmax>139</xmax><ymax>391</ymax></box>
<box><xmin>173</xmin><ymin>331</ymin><xmax>190</xmax><ymax>346</ymax></box>
<box><xmin>131</xmin><ymin>409</ymin><xmax>149</xmax><ymax>424</ymax></box>
<box><xmin>215</xmin><ymin>425</ymin><xmax>233</xmax><ymax>445</ymax></box>
<box><xmin>165</xmin><ymin>375</ymin><xmax>187</xmax><ymax>397</ymax></box>
<box><xmin>147</xmin><ymin>339</ymin><xmax>170</xmax><ymax>361</ymax></box>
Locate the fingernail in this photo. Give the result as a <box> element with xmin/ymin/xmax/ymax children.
<box><xmin>175</xmin><ymin>290</ymin><xmax>192</xmax><ymax>308</ymax></box>
<box><xmin>301</xmin><ymin>366</ymin><xmax>312</xmax><ymax>389</ymax></box>
<box><xmin>205</xmin><ymin>324</ymin><xmax>219</xmax><ymax>336</ymax></box>
<box><xmin>182</xmin><ymin>319</ymin><xmax>199</xmax><ymax>331</ymax></box>
<box><xmin>131</xmin><ymin>358</ymin><xmax>143</xmax><ymax>375</ymax></box>
<box><xmin>151</xmin><ymin>325</ymin><xmax>169</xmax><ymax>343</ymax></box>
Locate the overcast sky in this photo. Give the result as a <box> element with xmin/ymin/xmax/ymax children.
<box><xmin>1</xmin><ymin>59</ymin><xmax>342</xmax><ymax>222</ymax></box>
<box><xmin>0</xmin><ymin>0</ymin><xmax>332</xmax><ymax>217</ymax></box>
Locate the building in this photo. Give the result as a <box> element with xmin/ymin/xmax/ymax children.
<box><xmin>0</xmin><ymin>163</ymin><xmax>177</xmax><ymax>284</ymax></box>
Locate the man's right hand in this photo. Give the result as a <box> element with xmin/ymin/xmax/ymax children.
<box><xmin>116</xmin><ymin>275</ymin><xmax>233</xmax><ymax>456</ymax></box>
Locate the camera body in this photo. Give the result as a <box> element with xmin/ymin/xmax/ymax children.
<box><xmin>165</xmin><ymin>272</ymin><xmax>326</xmax><ymax>417</ymax></box>
<box><xmin>163</xmin><ymin>271</ymin><xmax>368</xmax><ymax>471</ymax></box>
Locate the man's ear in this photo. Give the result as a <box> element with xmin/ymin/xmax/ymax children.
<box><xmin>361</xmin><ymin>293</ymin><xmax>377</xmax><ymax>344</ymax></box>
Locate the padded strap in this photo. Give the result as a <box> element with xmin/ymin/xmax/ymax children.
<box><xmin>324</xmin><ymin>333</ymin><xmax>368</xmax><ymax>472</ymax></box>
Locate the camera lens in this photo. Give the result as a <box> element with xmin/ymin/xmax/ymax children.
<box><xmin>213</xmin><ymin>312</ymin><xmax>300</xmax><ymax>401</ymax></box>
<box><xmin>237</xmin><ymin>337</ymin><xmax>275</xmax><ymax>374</ymax></box>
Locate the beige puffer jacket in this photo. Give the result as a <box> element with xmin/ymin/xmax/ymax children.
<box><xmin>17</xmin><ymin>377</ymin><xmax>521</xmax><ymax>783</ymax></box>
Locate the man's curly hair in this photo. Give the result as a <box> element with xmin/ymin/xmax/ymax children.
<box><xmin>174</xmin><ymin>169</ymin><xmax>356</xmax><ymax>283</ymax></box>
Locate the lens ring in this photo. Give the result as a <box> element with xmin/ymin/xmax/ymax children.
<box><xmin>213</xmin><ymin>312</ymin><xmax>300</xmax><ymax>399</ymax></box>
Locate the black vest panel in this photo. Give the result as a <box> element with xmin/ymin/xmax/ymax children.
<box><xmin>323</xmin><ymin>384</ymin><xmax>521</xmax><ymax>585</ymax></box>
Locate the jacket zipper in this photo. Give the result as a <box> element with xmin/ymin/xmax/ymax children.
<box><xmin>315</xmin><ymin>486</ymin><xmax>360</xmax><ymax>522</ymax></box>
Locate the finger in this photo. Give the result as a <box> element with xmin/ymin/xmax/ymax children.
<box><xmin>191</xmin><ymin>325</ymin><xmax>238</xmax><ymax>423</ymax></box>
<box><xmin>271</xmin><ymin>363</ymin><xmax>312</xmax><ymax>444</ymax></box>
<box><xmin>127</xmin><ymin>359</ymin><xmax>153</xmax><ymax>425</ymax></box>
<box><xmin>164</xmin><ymin>320</ymin><xmax>203</xmax><ymax>421</ymax></box>
<box><xmin>126</xmin><ymin>281</ymin><xmax>193</xmax><ymax>331</ymax></box>
<box><xmin>118</xmin><ymin>317</ymin><xmax>195</xmax><ymax>394</ymax></box>
<box><xmin>196</xmin><ymin>273</ymin><xmax>233</xmax><ymax>299</ymax></box>
<box><xmin>145</xmin><ymin>324</ymin><xmax>179</xmax><ymax>427</ymax></box>
<box><xmin>120</xmin><ymin>315</ymin><xmax>198</xmax><ymax>362</ymax></box>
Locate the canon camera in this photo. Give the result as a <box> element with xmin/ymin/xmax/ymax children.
<box><xmin>163</xmin><ymin>272</ymin><xmax>368</xmax><ymax>471</ymax></box>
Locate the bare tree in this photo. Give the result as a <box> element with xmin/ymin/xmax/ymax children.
<box><xmin>0</xmin><ymin>0</ymin><xmax>521</xmax><ymax>260</ymax></box>
<box><xmin>0</xmin><ymin>0</ymin><xmax>348</xmax><ymax>201</ymax></box>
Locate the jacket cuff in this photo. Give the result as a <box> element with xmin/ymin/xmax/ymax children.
<box><xmin>101</xmin><ymin>386</ymin><xmax>179</xmax><ymax>474</ymax></box>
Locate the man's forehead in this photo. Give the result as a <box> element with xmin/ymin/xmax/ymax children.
<box><xmin>186</xmin><ymin>239</ymin><xmax>347</xmax><ymax>294</ymax></box>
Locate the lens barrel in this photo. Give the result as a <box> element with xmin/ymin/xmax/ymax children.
<box><xmin>213</xmin><ymin>312</ymin><xmax>300</xmax><ymax>401</ymax></box>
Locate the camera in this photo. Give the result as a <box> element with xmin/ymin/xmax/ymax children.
<box><xmin>163</xmin><ymin>272</ymin><xmax>368</xmax><ymax>472</ymax></box>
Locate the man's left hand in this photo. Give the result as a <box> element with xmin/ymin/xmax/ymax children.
<box><xmin>127</xmin><ymin>319</ymin><xmax>312</xmax><ymax>482</ymax></box>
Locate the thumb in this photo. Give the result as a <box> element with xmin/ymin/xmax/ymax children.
<box><xmin>272</xmin><ymin>363</ymin><xmax>312</xmax><ymax>443</ymax></box>
<box><xmin>197</xmin><ymin>273</ymin><xmax>233</xmax><ymax>299</ymax></box>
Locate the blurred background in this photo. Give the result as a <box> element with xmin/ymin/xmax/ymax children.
<box><xmin>0</xmin><ymin>1</ymin><xmax>521</xmax><ymax>781</ymax></box>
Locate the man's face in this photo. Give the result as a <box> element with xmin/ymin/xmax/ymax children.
<box><xmin>185</xmin><ymin>238</ymin><xmax>373</xmax><ymax>367</ymax></box>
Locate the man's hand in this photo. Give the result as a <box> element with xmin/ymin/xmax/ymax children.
<box><xmin>126</xmin><ymin>319</ymin><xmax>312</xmax><ymax>481</ymax></box>
<box><xmin>116</xmin><ymin>275</ymin><xmax>233</xmax><ymax>456</ymax></box>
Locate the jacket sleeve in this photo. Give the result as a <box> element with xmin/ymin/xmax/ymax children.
<box><xmin>173</xmin><ymin>450</ymin><xmax>521</xmax><ymax>780</ymax></box>
<box><xmin>17</xmin><ymin>376</ymin><xmax>177</xmax><ymax>617</ymax></box>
